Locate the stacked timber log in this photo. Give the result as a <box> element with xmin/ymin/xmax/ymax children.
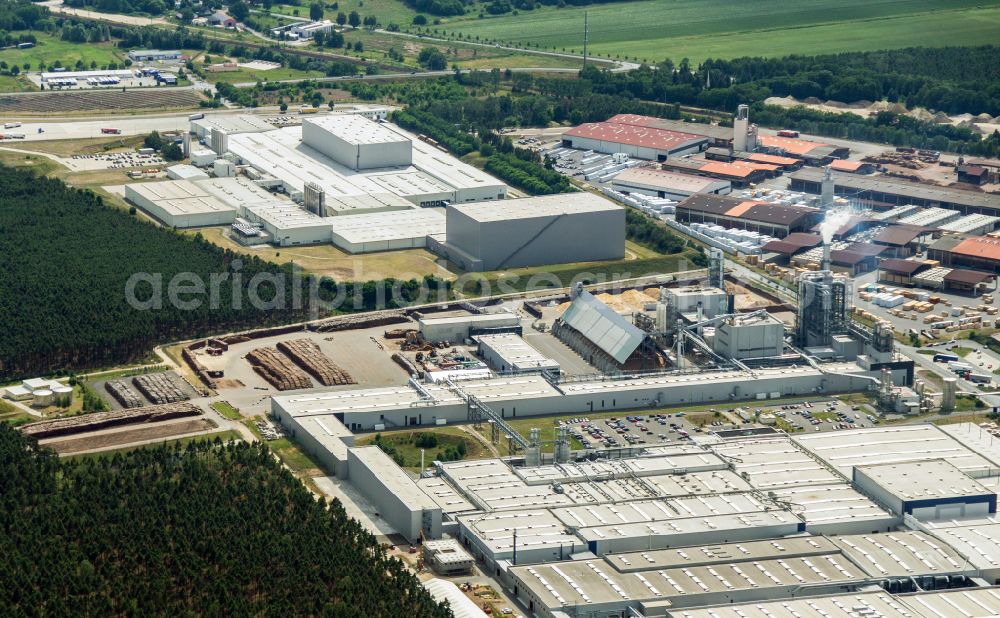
<box><xmin>105</xmin><ymin>379</ymin><xmax>144</xmax><ymax>409</ymax></box>
<box><xmin>133</xmin><ymin>373</ymin><xmax>189</xmax><ymax>404</ymax></box>
<box><xmin>246</xmin><ymin>347</ymin><xmax>312</xmax><ymax>390</ymax></box>
<box><xmin>20</xmin><ymin>402</ymin><xmax>201</xmax><ymax>439</ymax></box>
<box><xmin>276</xmin><ymin>339</ymin><xmax>355</xmax><ymax>386</ymax></box>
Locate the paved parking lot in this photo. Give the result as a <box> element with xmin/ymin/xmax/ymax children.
<box><xmin>554</xmin><ymin>397</ymin><xmax>880</xmax><ymax>451</ymax></box>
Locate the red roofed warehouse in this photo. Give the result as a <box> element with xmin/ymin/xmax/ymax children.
<box><xmin>563</xmin><ymin>117</ymin><xmax>709</xmax><ymax>161</ymax></box>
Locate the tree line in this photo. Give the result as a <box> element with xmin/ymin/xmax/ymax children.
<box><xmin>0</xmin><ymin>426</ymin><xmax>452</xmax><ymax>617</ymax></box>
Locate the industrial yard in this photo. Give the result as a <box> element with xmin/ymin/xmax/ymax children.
<box><xmin>6</xmin><ymin>84</ymin><xmax>1000</xmax><ymax>617</ymax></box>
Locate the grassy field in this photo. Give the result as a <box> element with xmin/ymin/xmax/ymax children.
<box><xmin>354</xmin><ymin>427</ymin><xmax>490</xmax><ymax>471</ymax></box>
<box><xmin>273</xmin><ymin>0</ymin><xmax>418</xmax><ymax>26</ymax></box>
<box><xmin>211</xmin><ymin>401</ymin><xmax>242</xmax><ymax>420</ymax></box>
<box><xmin>206</xmin><ymin>65</ymin><xmax>329</xmax><ymax>85</ymax></box>
<box><xmin>0</xmin><ymin>32</ymin><xmax>124</xmax><ymax>70</ymax></box>
<box><xmin>186</xmin><ymin>227</ymin><xmax>454</xmax><ymax>280</ymax></box>
<box><xmin>436</xmin><ymin>0</ymin><xmax>1000</xmax><ymax>64</ymax></box>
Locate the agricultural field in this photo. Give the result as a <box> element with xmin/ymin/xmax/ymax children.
<box><xmin>435</xmin><ymin>0</ymin><xmax>1000</xmax><ymax>64</ymax></box>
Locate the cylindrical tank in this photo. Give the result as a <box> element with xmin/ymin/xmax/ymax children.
<box><xmin>32</xmin><ymin>389</ymin><xmax>53</xmax><ymax>407</ymax></box>
<box><xmin>941</xmin><ymin>378</ymin><xmax>957</xmax><ymax>412</ymax></box>
<box><xmin>52</xmin><ymin>385</ymin><xmax>73</xmax><ymax>405</ymax></box>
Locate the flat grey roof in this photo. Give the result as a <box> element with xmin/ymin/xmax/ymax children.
<box><xmin>329</xmin><ymin>207</ymin><xmax>445</xmax><ymax>243</ymax></box>
<box><xmin>457</xmin><ymin>509</ymin><xmax>585</xmax><ymax>554</ymax></box>
<box><xmin>856</xmin><ymin>459</ymin><xmax>994</xmax><ymax>501</ymax></box>
<box><xmin>791</xmin><ymin>168</ymin><xmax>1000</xmax><ymax>210</ymax></box>
<box><xmin>475</xmin><ymin>333</ymin><xmax>559</xmax><ymax>372</ymax></box>
<box><xmin>451</xmin><ymin>192</ymin><xmax>621</xmax><ymax>222</ymax></box>
<box><xmin>273</xmin><ymin>375</ymin><xmax>558</xmax><ymax>418</ymax></box>
<box><xmin>612</xmin><ymin>167</ymin><xmax>730</xmax><ymax>193</ymax></box>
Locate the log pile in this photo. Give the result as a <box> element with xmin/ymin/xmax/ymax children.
<box><xmin>105</xmin><ymin>379</ymin><xmax>144</xmax><ymax>409</ymax></box>
<box><xmin>133</xmin><ymin>373</ymin><xmax>189</xmax><ymax>404</ymax></box>
<box><xmin>276</xmin><ymin>339</ymin><xmax>355</xmax><ymax>386</ymax></box>
<box><xmin>246</xmin><ymin>347</ymin><xmax>312</xmax><ymax>390</ymax></box>
<box><xmin>20</xmin><ymin>402</ymin><xmax>202</xmax><ymax>439</ymax></box>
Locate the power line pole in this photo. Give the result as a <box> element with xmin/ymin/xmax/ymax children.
<box><xmin>583</xmin><ymin>11</ymin><xmax>588</xmax><ymax>68</ymax></box>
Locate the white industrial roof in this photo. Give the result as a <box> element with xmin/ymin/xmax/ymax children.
<box><xmin>166</xmin><ymin>164</ymin><xmax>209</xmax><ymax>180</ymax></box>
<box><xmin>242</xmin><ymin>202</ymin><xmax>328</xmax><ymax>230</ymax></box>
<box><xmin>273</xmin><ymin>375</ymin><xmax>559</xmax><ymax>418</ymax></box>
<box><xmin>766</xmin><ymin>484</ymin><xmax>895</xmax><ymax>527</ymax></box>
<box><xmin>451</xmin><ymin>191</ymin><xmax>621</xmax><ymax>222</ymax></box>
<box><xmin>226</xmin><ymin>122</ymin><xmax>505</xmax><ymax>214</ymax></box>
<box><xmin>709</xmin><ymin>436</ymin><xmax>845</xmax><ymax>490</ymax></box>
<box><xmin>898</xmin><ymin>206</ymin><xmax>962</xmax><ymax>227</ymax></box>
<box><xmin>900</xmin><ymin>587</ymin><xmax>1000</xmax><ymax>617</ymax></box>
<box><xmin>794</xmin><ymin>425</ymin><xmax>997</xmax><ymax>478</ymax></box>
<box><xmin>936</xmin><ymin>422</ymin><xmax>1000</xmax><ymax>469</ymax></box>
<box><xmin>305</xmin><ymin>114</ymin><xmax>408</xmax><ymax>146</ymax></box>
<box><xmin>475</xmin><ymin>333</ymin><xmax>560</xmax><ymax>373</ymax></box>
<box><xmin>940</xmin><ymin>214</ymin><xmax>1000</xmax><ymax>234</ymax></box>
<box><xmin>414</xmin><ymin>477</ymin><xmax>475</xmax><ymax>514</ymax></box>
<box><xmin>329</xmin><ymin>207</ymin><xmax>445</xmax><ymax>243</ymax></box>
<box><xmin>613</xmin><ymin>167</ymin><xmax>730</xmax><ymax>193</ymax></box>
<box><xmin>513</xmin><ymin>450</ymin><xmax>728</xmax><ymax>485</ymax></box>
<box><xmin>832</xmin><ymin>531</ymin><xmax>973</xmax><ymax>577</ymax></box>
<box><xmin>668</xmin><ymin>591</ymin><xmax>914</xmax><ymax>618</ymax></box>
<box><xmin>407</xmin><ymin>134</ymin><xmax>507</xmax><ymax>195</ymax></box>
<box><xmin>291</xmin><ymin>413</ymin><xmax>354</xmax><ymax>462</ymax></box>
<box><xmin>41</xmin><ymin>69</ymin><xmax>134</xmax><ymax>80</ymax></box>
<box><xmin>559</xmin><ymin>289</ymin><xmax>646</xmax><ymax>364</ymax></box>
<box><xmin>924</xmin><ymin>517</ymin><xmax>1000</xmax><ymax>572</ymax></box>
<box><xmin>192</xmin><ymin>114</ymin><xmax>275</xmax><ymax>135</ymax></box>
<box><xmin>855</xmin><ymin>459</ymin><xmax>994</xmax><ymax>501</ymax></box>
<box><xmin>551</xmin><ymin>492</ymin><xmax>770</xmax><ymax>529</ymax></box>
<box><xmin>126</xmin><ymin>180</ymin><xmax>236</xmax><ymax>216</ymax></box>
<box><xmin>515</xmin><ymin>549</ymin><xmax>863</xmax><ymax>610</ymax></box>
<box><xmin>422</xmin><ymin>579</ymin><xmax>488</xmax><ymax>618</ymax></box>
<box><xmin>458</xmin><ymin>509</ymin><xmax>585</xmax><ymax>554</ymax></box>
<box><xmin>194</xmin><ymin>176</ymin><xmax>288</xmax><ymax>210</ymax></box>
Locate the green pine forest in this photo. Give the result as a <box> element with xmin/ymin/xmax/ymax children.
<box><xmin>0</xmin><ymin>425</ymin><xmax>451</xmax><ymax>616</ymax></box>
<box><xmin>0</xmin><ymin>166</ymin><xmax>313</xmax><ymax>381</ymax></box>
